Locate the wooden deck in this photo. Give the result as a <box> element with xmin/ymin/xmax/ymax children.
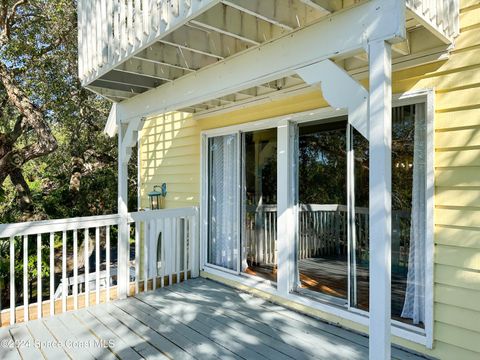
<box><xmin>0</xmin><ymin>278</ymin><xmax>426</xmax><ymax>360</ymax></box>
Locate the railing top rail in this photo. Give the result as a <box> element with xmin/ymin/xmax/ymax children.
<box><xmin>129</xmin><ymin>206</ymin><xmax>199</xmax><ymax>222</ymax></box>
<box><xmin>0</xmin><ymin>214</ymin><xmax>121</xmax><ymax>239</ymax></box>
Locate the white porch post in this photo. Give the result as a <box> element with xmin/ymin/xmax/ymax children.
<box><xmin>118</xmin><ymin>123</ymin><xmax>130</xmax><ymax>299</ymax></box>
<box><xmin>277</xmin><ymin>122</ymin><xmax>296</xmax><ymax>296</ymax></box>
<box><xmin>368</xmin><ymin>40</ymin><xmax>392</xmax><ymax>360</ymax></box>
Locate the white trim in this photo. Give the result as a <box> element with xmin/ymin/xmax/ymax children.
<box><xmin>424</xmin><ymin>89</ymin><xmax>435</xmax><ymax>349</ymax></box>
<box><xmin>368</xmin><ymin>39</ymin><xmax>392</xmax><ymax>360</ymax></box>
<box><xmin>198</xmin><ymin>89</ymin><xmax>435</xmax><ymax>348</ymax></box>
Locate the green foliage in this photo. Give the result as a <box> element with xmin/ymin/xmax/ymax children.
<box><xmin>0</xmin><ymin>0</ymin><xmax>137</xmax><ymax>223</ymax></box>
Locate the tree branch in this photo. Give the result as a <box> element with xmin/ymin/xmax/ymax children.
<box><xmin>9</xmin><ymin>166</ymin><xmax>33</xmax><ymax>213</ymax></box>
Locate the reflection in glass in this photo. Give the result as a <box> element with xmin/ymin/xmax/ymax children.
<box><xmin>297</xmin><ymin>119</ymin><xmax>348</xmax><ymax>301</ymax></box>
<box><xmin>243</xmin><ymin>129</ymin><xmax>278</xmax><ymax>281</ymax></box>
<box><xmin>349</xmin><ymin>105</ymin><xmax>426</xmax><ymax>328</ymax></box>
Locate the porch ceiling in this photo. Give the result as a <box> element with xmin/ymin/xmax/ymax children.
<box><xmin>88</xmin><ymin>0</ymin><xmax>450</xmax><ymax>115</ymax></box>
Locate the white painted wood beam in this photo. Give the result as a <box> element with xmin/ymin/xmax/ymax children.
<box><xmin>101</xmin><ymin>70</ymin><xmax>161</xmax><ymax>88</ymax></box>
<box><xmin>368</xmin><ymin>40</ymin><xmax>392</xmax><ymax>360</ymax></box>
<box><xmin>189</xmin><ymin>19</ymin><xmax>261</xmax><ymax>46</ymax></box>
<box><xmin>277</xmin><ymin>121</ymin><xmax>296</xmax><ymax>296</ymax></box>
<box><xmin>190</xmin><ymin>3</ymin><xmax>286</xmax><ymax>46</ymax></box>
<box><xmin>131</xmin><ymin>55</ymin><xmax>195</xmax><ymax>72</ymax></box>
<box><xmin>116</xmin><ymin>0</ymin><xmax>405</xmax><ymax>123</ymax></box>
<box><xmin>117</xmin><ymin>57</ymin><xmax>188</xmax><ymax>80</ymax></box>
<box><xmin>220</xmin><ymin>0</ymin><xmax>294</xmax><ymax>31</ymax></box>
<box><xmin>299</xmin><ymin>0</ymin><xmax>339</xmax><ymax>13</ymax></box>
<box><xmin>88</xmin><ymin>85</ymin><xmax>135</xmax><ymax>100</ymax></box>
<box><xmin>117</xmin><ymin>123</ymin><xmax>130</xmax><ymax>299</ymax></box>
<box><xmin>91</xmin><ymin>80</ymin><xmax>146</xmax><ymax>95</ymax></box>
<box><xmin>134</xmin><ymin>41</ymin><xmax>217</xmax><ymax>71</ymax></box>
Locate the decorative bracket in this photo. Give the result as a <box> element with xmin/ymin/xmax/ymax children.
<box><xmin>296</xmin><ymin>60</ymin><xmax>369</xmax><ymax>139</ymax></box>
<box><xmin>120</xmin><ymin>117</ymin><xmax>146</xmax><ymax>163</ymax></box>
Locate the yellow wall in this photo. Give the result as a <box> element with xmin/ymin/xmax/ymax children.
<box><xmin>139</xmin><ymin>1</ymin><xmax>480</xmax><ymax>358</ymax></box>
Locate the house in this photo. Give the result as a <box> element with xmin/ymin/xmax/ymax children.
<box><xmin>1</xmin><ymin>1</ymin><xmax>478</xmax><ymax>359</ymax></box>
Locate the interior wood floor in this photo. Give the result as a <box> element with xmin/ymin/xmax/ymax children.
<box><xmin>0</xmin><ymin>278</ymin><xmax>426</xmax><ymax>360</ymax></box>
<box><xmin>247</xmin><ymin>257</ymin><xmax>422</xmax><ymax>328</ymax></box>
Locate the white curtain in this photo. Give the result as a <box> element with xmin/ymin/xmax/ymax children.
<box><xmin>208</xmin><ymin>135</ymin><xmax>239</xmax><ymax>270</ymax></box>
<box><xmin>401</xmin><ymin>104</ymin><xmax>426</xmax><ymax>325</ymax></box>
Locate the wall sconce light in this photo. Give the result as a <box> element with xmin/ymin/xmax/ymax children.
<box><xmin>148</xmin><ymin>183</ymin><xmax>167</xmax><ymax>210</ymax></box>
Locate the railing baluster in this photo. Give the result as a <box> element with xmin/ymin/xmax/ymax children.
<box><xmin>135</xmin><ymin>0</ymin><xmax>143</xmax><ymax>43</ymax></box>
<box><xmin>106</xmin><ymin>226</ymin><xmax>111</xmax><ymax>302</ymax></box>
<box><xmin>135</xmin><ymin>221</ymin><xmax>140</xmax><ymax>294</ymax></box>
<box><xmin>23</xmin><ymin>235</ymin><xmax>28</xmax><ymax>322</ymax></box>
<box><xmin>37</xmin><ymin>233</ymin><xmax>42</xmax><ymax>319</ymax></box>
<box><xmin>166</xmin><ymin>217</ymin><xmax>173</xmax><ymax>285</ymax></box>
<box><xmin>95</xmin><ymin>227</ymin><xmax>100</xmax><ymax>305</ymax></box>
<box><xmin>127</xmin><ymin>0</ymin><xmax>134</xmax><ymax>47</ymax></box>
<box><xmin>73</xmin><ymin>229</ymin><xmax>78</xmax><ymax>310</ymax></box>
<box><xmin>159</xmin><ymin>217</ymin><xmax>165</xmax><ymax>287</ymax></box>
<box><xmin>176</xmin><ymin>218</ymin><xmax>181</xmax><ymax>284</ymax></box>
<box><xmin>184</xmin><ymin>218</ymin><xmax>188</xmax><ymax>281</ymax></box>
<box><xmin>144</xmin><ymin>220</ymin><xmax>149</xmax><ymax>291</ymax></box>
<box><xmin>150</xmin><ymin>219</ymin><xmax>157</xmax><ymax>290</ymax></box>
<box><xmin>49</xmin><ymin>233</ymin><xmax>54</xmax><ymax>316</ymax></box>
<box><xmin>10</xmin><ymin>236</ymin><xmax>15</xmax><ymax>325</ymax></box>
<box><xmin>62</xmin><ymin>231</ymin><xmax>67</xmax><ymax>313</ymax></box>
<box><xmin>85</xmin><ymin>228</ymin><xmax>90</xmax><ymax>308</ymax></box>
<box><xmin>192</xmin><ymin>210</ymin><xmax>199</xmax><ymax>277</ymax></box>
<box><xmin>142</xmin><ymin>0</ymin><xmax>149</xmax><ymax>35</ymax></box>
<box><xmin>127</xmin><ymin>222</ymin><xmax>132</xmax><ymax>294</ymax></box>
<box><xmin>114</xmin><ymin>0</ymin><xmax>120</xmax><ymax>60</ymax></box>
<box><xmin>107</xmin><ymin>0</ymin><xmax>114</xmax><ymax>63</ymax></box>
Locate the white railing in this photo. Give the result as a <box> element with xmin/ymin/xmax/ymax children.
<box><xmin>406</xmin><ymin>0</ymin><xmax>460</xmax><ymax>41</ymax></box>
<box><xmin>246</xmin><ymin>204</ymin><xmax>410</xmax><ymax>271</ymax></box>
<box><xmin>77</xmin><ymin>0</ymin><xmax>216</xmax><ymax>85</ymax></box>
<box><xmin>0</xmin><ymin>207</ymin><xmax>199</xmax><ymax>327</ymax></box>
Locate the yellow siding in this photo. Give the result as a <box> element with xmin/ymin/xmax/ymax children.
<box><xmin>139</xmin><ymin>1</ymin><xmax>480</xmax><ymax>358</ymax></box>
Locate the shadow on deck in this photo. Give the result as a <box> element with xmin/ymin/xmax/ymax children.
<box><xmin>0</xmin><ymin>278</ymin><xmax>426</xmax><ymax>360</ymax></box>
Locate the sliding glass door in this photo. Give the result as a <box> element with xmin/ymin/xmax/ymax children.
<box><xmin>205</xmin><ymin>103</ymin><xmax>427</xmax><ymax>329</ymax></box>
<box><xmin>296</xmin><ymin>118</ymin><xmax>349</xmax><ymax>302</ymax></box>
<box><xmin>206</xmin><ymin>129</ymin><xmax>277</xmax><ymax>279</ymax></box>
<box><xmin>294</xmin><ymin>104</ymin><xmax>426</xmax><ymax>328</ymax></box>
<box><xmin>207</xmin><ymin>134</ymin><xmax>240</xmax><ymax>271</ymax></box>
<box><xmin>242</xmin><ymin>129</ymin><xmax>278</xmax><ymax>281</ymax></box>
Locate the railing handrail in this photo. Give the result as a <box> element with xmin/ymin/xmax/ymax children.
<box><xmin>246</xmin><ymin>203</ymin><xmax>410</xmax><ymax>217</ymax></box>
<box><xmin>129</xmin><ymin>207</ymin><xmax>198</xmax><ymax>222</ymax></box>
<box><xmin>0</xmin><ymin>214</ymin><xmax>121</xmax><ymax>238</ymax></box>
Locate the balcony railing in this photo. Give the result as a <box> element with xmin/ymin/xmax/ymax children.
<box><xmin>406</xmin><ymin>0</ymin><xmax>459</xmax><ymax>41</ymax></box>
<box><xmin>245</xmin><ymin>204</ymin><xmax>410</xmax><ymax>272</ymax></box>
<box><xmin>0</xmin><ymin>207</ymin><xmax>199</xmax><ymax>327</ymax></box>
<box><xmin>77</xmin><ymin>0</ymin><xmax>216</xmax><ymax>85</ymax></box>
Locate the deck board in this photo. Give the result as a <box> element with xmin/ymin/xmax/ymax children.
<box><xmin>0</xmin><ymin>278</ymin><xmax>428</xmax><ymax>360</ymax></box>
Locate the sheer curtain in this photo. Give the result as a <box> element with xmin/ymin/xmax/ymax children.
<box><xmin>401</xmin><ymin>103</ymin><xmax>426</xmax><ymax>325</ymax></box>
<box><xmin>208</xmin><ymin>134</ymin><xmax>239</xmax><ymax>271</ymax></box>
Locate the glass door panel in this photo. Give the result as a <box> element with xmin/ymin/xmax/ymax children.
<box><xmin>297</xmin><ymin>119</ymin><xmax>348</xmax><ymax>301</ymax></box>
<box><xmin>349</xmin><ymin>105</ymin><xmax>425</xmax><ymax>328</ymax></box>
<box><xmin>207</xmin><ymin>134</ymin><xmax>240</xmax><ymax>271</ymax></box>
<box><xmin>242</xmin><ymin>129</ymin><xmax>278</xmax><ymax>282</ymax></box>
<box><xmin>350</xmin><ymin>127</ymin><xmax>370</xmax><ymax>311</ymax></box>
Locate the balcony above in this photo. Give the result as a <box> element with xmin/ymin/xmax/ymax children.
<box><xmin>78</xmin><ymin>0</ymin><xmax>460</xmax><ymax>109</ymax></box>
